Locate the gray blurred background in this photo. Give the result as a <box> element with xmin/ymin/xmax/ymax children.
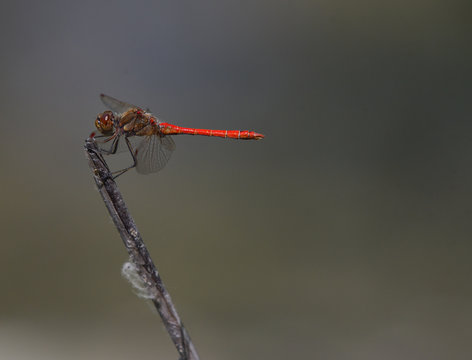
<box><xmin>1</xmin><ymin>0</ymin><xmax>471</xmax><ymax>359</ymax></box>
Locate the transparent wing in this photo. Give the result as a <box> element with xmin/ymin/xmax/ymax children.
<box><xmin>135</xmin><ymin>135</ymin><xmax>176</xmax><ymax>174</ymax></box>
<box><xmin>100</xmin><ymin>94</ymin><xmax>139</xmax><ymax>113</ymax></box>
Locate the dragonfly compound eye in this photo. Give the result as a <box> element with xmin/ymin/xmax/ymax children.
<box><xmin>95</xmin><ymin>111</ymin><xmax>115</xmax><ymax>133</ymax></box>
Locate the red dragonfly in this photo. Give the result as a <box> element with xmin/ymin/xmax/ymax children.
<box><xmin>91</xmin><ymin>94</ymin><xmax>264</xmax><ymax>177</ymax></box>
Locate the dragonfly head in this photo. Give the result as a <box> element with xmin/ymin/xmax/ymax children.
<box><xmin>95</xmin><ymin>111</ymin><xmax>115</xmax><ymax>134</ymax></box>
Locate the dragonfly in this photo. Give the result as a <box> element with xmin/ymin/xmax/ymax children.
<box><xmin>91</xmin><ymin>94</ymin><xmax>265</xmax><ymax>177</ymax></box>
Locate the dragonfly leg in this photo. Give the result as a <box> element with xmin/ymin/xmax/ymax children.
<box><xmin>93</xmin><ymin>133</ymin><xmax>120</xmax><ymax>155</ymax></box>
<box><xmin>111</xmin><ymin>137</ymin><xmax>138</xmax><ymax>180</ymax></box>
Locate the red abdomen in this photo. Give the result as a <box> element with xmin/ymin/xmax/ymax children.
<box><xmin>159</xmin><ymin>123</ymin><xmax>264</xmax><ymax>140</ymax></box>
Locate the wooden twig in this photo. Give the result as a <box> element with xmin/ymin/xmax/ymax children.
<box><xmin>84</xmin><ymin>137</ymin><xmax>199</xmax><ymax>360</ymax></box>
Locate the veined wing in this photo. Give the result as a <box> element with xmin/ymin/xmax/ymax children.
<box><xmin>100</xmin><ymin>94</ymin><xmax>140</xmax><ymax>113</ymax></box>
<box><xmin>135</xmin><ymin>135</ymin><xmax>176</xmax><ymax>174</ymax></box>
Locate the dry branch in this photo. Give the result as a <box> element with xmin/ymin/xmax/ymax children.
<box><xmin>84</xmin><ymin>137</ymin><xmax>199</xmax><ymax>360</ymax></box>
